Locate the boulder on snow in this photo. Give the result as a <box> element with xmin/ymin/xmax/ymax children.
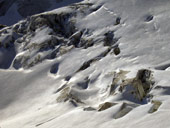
<box><xmin>114</xmin><ymin>17</ymin><xmax>121</xmax><ymax>25</ymax></box>
<box><xmin>110</xmin><ymin>69</ymin><xmax>154</xmax><ymax>101</ymax></box>
<box><xmin>103</xmin><ymin>31</ymin><xmax>119</xmax><ymax>47</ymax></box>
<box><xmin>56</xmin><ymin>87</ymin><xmax>84</xmax><ymax>104</ymax></box>
<box><xmin>132</xmin><ymin>69</ymin><xmax>154</xmax><ymax>100</ymax></box>
<box><xmin>113</xmin><ymin>47</ymin><xmax>120</xmax><ymax>55</ymax></box>
<box><xmin>83</xmin><ymin>107</ymin><xmax>96</xmax><ymax>111</ymax></box>
<box><xmin>114</xmin><ymin>102</ymin><xmax>137</xmax><ymax>119</ymax></box>
<box><xmin>103</xmin><ymin>31</ymin><xmax>114</xmax><ymax>46</ymax></box>
<box><xmin>148</xmin><ymin>100</ymin><xmax>162</xmax><ymax>113</ymax></box>
<box><xmin>98</xmin><ymin>102</ymin><xmax>117</xmax><ymax>111</ymax></box>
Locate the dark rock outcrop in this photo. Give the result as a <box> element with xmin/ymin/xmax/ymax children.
<box><xmin>110</xmin><ymin>69</ymin><xmax>154</xmax><ymax>101</ymax></box>
<box><xmin>0</xmin><ymin>24</ymin><xmax>7</xmax><ymax>29</ymax></box>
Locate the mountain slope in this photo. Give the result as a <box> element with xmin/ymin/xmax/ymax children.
<box><xmin>1</xmin><ymin>0</ymin><xmax>170</xmax><ymax>128</ymax></box>
<box><xmin>0</xmin><ymin>0</ymin><xmax>83</xmax><ymax>25</ymax></box>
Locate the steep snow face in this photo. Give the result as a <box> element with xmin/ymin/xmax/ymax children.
<box><xmin>77</xmin><ymin>0</ymin><xmax>170</xmax><ymax>67</ymax></box>
<box><xmin>1</xmin><ymin>0</ymin><xmax>170</xmax><ymax>128</ymax></box>
<box><xmin>0</xmin><ymin>0</ymin><xmax>83</xmax><ymax>25</ymax></box>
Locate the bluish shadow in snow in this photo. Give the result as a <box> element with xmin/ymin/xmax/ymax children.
<box><xmin>118</xmin><ymin>85</ymin><xmax>148</xmax><ymax>105</ymax></box>
<box><xmin>154</xmin><ymin>85</ymin><xmax>170</xmax><ymax>95</ymax></box>
<box><xmin>0</xmin><ymin>46</ymin><xmax>16</xmax><ymax>69</ymax></box>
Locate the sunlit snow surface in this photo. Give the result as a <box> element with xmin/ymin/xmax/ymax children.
<box><xmin>1</xmin><ymin>0</ymin><xmax>170</xmax><ymax>128</ymax></box>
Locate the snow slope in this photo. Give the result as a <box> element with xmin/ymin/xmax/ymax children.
<box><xmin>1</xmin><ymin>0</ymin><xmax>170</xmax><ymax>128</ymax></box>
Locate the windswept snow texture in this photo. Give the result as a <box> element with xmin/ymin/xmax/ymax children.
<box><xmin>1</xmin><ymin>0</ymin><xmax>170</xmax><ymax>128</ymax></box>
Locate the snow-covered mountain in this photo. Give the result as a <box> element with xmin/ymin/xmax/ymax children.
<box><xmin>0</xmin><ymin>0</ymin><xmax>83</xmax><ymax>25</ymax></box>
<box><xmin>1</xmin><ymin>0</ymin><xmax>170</xmax><ymax>128</ymax></box>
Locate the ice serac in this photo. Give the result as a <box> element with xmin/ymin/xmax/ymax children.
<box><xmin>1</xmin><ymin>0</ymin><xmax>170</xmax><ymax>128</ymax></box>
